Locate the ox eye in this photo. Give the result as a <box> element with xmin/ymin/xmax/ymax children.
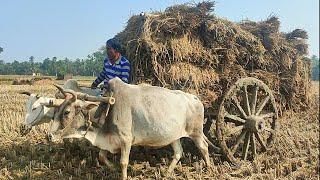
<box><xmin>64</xmin><ymin>110</ymin><xmax>70</xmax><ymax>115</ymax></box>
<box><xmin>32</xmin><ymin>107</ymin><xmax>37</xmax><ymax>111</ymax></box>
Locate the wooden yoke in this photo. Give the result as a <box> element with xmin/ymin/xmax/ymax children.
<box><xmin>74</xmin><ymin>90</ymin><xmax>115</xmax><ymax>127</ymax></box>
<box><xmin>77</xmin><ymin>93</ymin><xmax>115</xmax><ymax>105</ymax></box>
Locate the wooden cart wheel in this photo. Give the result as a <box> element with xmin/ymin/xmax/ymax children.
<box><xmin>216</xmin><ymin>77</ymin><xmax>278</xmax><ymax>164</ymax></box>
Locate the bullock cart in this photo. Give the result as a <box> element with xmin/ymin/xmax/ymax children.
<box><xmin>203</xmin><ymin>77</ymin><xmax>278</xmax><ymax>164</ymax></box>
<box><xmin>91</xmin><ymin>76</ymin><xmax>278</xmax><ymax>165</ymax></box>
<box><xmin>113</xmin><ymin>0</ymin><xmax>308</xmax><ymax>165</ymax></box>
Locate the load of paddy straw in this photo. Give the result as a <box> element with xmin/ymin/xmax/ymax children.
<box><xmin>115</xmin><ymin>1</ymin><xmax>312</xmax><ymax>113</ymax></box>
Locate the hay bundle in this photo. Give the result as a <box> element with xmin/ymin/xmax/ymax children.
<box><xmin>12</xmin><ymin>78</ymin><xmax>34</xmax><ymax>85</ymax></box>
<box><xmin>12</xmin><ymin>76</ymin><xmax>53</xmax><ymax>86</ymax></box>
<box><xmin>115</xmin><ymin>1</ymin><xmax>311</xmax><ymax>112</ymax></box>
<box><xmin>32</xmin><ymin>76</ymin><xmax>53</xmax><ymax>81</ymax></box>
<box><xmin>33</xmin><ymin>79</ymin><xmax>54</xmax><ymax>85</ymax></box>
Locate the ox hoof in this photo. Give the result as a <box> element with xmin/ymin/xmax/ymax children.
<box><xmin>96</xmin><ymin>158</ymin><xmax>117</xmax><ymax>172</ymax></box>
<box><xmin>161</xmin><ymin>168</ymin><xmax>174</xmax><ymax>178</ymax></box>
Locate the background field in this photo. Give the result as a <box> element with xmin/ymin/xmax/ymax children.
<box><xmin>0</xmin><ymin>76</ymin><xmax>318</xmax><ymax>179</ymax></box>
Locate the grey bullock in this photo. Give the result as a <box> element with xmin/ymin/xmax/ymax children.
<box><xmin>46</xmin><ymin>77</ymin><xmax>213</xmax><ymax>179</ymax></box>
<box><xmin>19</xmin><ymin>80</ymin><xmax>117</xmax><ymax>168</ymax></box>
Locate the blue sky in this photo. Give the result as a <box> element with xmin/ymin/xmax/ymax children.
<box><xmin>0</xmin><ymin>0</ymin><xmax>319</xmax><ymax>62</ymax></box>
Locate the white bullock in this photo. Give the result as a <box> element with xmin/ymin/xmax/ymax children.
<box><xmin>20</xmin><ymin>80</ymin><xmax>116</xmax><ymax>168</ymax></box>
<box><xmin>20</xmin><ymin>79</ymin><xmax>100</xmax><ymax>134</ymax></box>
<box><xmin>47</xmin><ymin>77</ymin><xmax>213</xmax><ymax>179</ymax></box>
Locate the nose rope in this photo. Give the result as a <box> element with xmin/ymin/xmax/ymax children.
<box><xmin>83</xmin><ymin>120</ymin><xmax>92</xmax><ymax>137</ymax></box>
<box><xmin>59</xmin><ymin>109</ymin><xmax>82</xmax><ymax>132</ymax></box>
<box><xmin>60</xmin><ymin>109</ymin><xmax>92</xmax><ymax>138</ymax></box>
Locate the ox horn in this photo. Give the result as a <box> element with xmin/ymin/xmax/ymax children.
<box><xmin>55</xmin><ymin>92</ymin><xmax>66</xmax><ymax>99</ymax></box>
<box><xmin>53</xmin><ymin>84</ymin><xmax>66</xmax><ymax>96</ymax></box>
<box><xmin>53</xmin><ymin>84</ymin><xmax>77</xmax><ymax>102</ymax></box>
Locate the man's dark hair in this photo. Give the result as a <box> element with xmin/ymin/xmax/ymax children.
<box><xmin>106</xmin><ymin>38</ymin><xmax>121</xmax><ymax>52</ymax></box>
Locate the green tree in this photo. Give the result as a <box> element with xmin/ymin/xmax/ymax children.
<box><xmin>52</xmin><ymin>57</ymin><xmax>57</xmax><ymax>76</ymax></box>
<box><xmin>311</xmin><ymin>55</ymin><xmax>319</xmax><ymax>81</ymax></box>
<box><xmin>0</xmin><ymin>60</ymin><xmax>4</xmax><ymax>74</ymax></box>
<box><xmin>0</xmin><ymin>49</ymin><xmax>107</xmax><ymax>76</ymax></box>
<box><xmin>29</xmin><ymin>56</ymin><xmax>35</xmax><ymax>74</ymax></box>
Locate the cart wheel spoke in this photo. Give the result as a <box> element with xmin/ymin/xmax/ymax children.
<box><xmin>231</xmin><ymin>130</ymin><xmax>247</xmax><ymax>154</ymax></box>
<box><xmin>250</xmin><ymin>133</ymin><xmax>256</xmax><ymax>159</ymax></box>
<box><xmin>225</xmin><ymin>125</ymin><xmax>244</xmax><ymax>137</ymax></box>
<box><xmin>243</xmin><ymin>85</ymin><xmax>251</xmax><ymax>116</ymax></box>
<box><xmin>256</xmin><ymin>96</ymin><xmax>270</xmax><ymax>115</ymax></box>
<box><xmin>242</xmin><ymin>132</ymin><xmax>250</xmax><ymax>160</ymax></box>
<box><xmin>254</xmin><ymin>132</ymin><xmax>267</xmax><ymax>151</ymax></box>
<box><xmin>225</xmin><ymin>112</ymin><xmax>246</xmax><ymax>124</ymax></box>
<box><xmin>251</xmin><ymin>85</ymin><xmax>259</xmax><ymax>115</ymax></box>
<box><xmin>232</xmin><ymin>96</ymin><xmax>248</xmax><ymax>118</ymax></box>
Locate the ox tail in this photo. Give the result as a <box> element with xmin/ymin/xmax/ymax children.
<box><xmin>203</xmin><ymin>134</ymin><xmax>221</xmax><ymax>153</ymax></box>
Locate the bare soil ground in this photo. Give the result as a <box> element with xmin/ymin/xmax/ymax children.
<box><xmin>0</xmin><ymin>79</ymin><xmax>318</xmax><ymax>179</ymax></box>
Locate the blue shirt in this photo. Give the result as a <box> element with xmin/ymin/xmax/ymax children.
<box><xmin>93</xmin><ymin>55</ymin><xmax>130</xmax><ymax>87</ymax></box>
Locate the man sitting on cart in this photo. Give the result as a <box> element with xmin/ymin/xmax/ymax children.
<box><xmin>91</xmin><ymin>38</ymin><xmax>131</xmax><ymax>119</ymax></box>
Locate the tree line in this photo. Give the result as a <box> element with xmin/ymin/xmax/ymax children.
<box><xmin>0</xmin><ymin>49</ymin><xmax>105</xmax><ymax>77</ymax></box>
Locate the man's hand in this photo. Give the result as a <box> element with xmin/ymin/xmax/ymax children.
<box><xmin>91</xmin><ymin>83</ymin><xmax>97</xmax><ymax>89</ymax></box>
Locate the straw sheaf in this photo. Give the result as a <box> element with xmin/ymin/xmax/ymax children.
<box><xmin>115</xmin><ymin>1</ymin><xmax>311</xmax><ymax>112</ymax></box>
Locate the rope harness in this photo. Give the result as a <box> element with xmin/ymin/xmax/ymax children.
<box><xmin>83</xmin><ymin>119</ymin><xmax>92</xmax><ymax>137</ymax></box>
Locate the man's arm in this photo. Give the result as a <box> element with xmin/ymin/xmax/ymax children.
<box><xmin>91</xmin><ymin>59</ymin><xmax>108</xmax><ymax>88</ymax></box>
<box><xmin>91</xmin><ymin>70</ymin><xmax>106</xmax><ymax>88</ymax></box>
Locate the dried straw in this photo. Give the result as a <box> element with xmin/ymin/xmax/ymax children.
<box><xmin>115</xmin><ymin>1</ymin><xmax>311</xmax><ymax>112</ymax></box>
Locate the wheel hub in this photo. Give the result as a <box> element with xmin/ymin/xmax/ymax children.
<box><xmin>245</xmin><ymin>115</ymin><xmax>265</xmax><ymax>132</ymax></box>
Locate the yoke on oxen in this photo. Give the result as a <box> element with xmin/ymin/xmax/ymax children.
<box><xmin>49</xmin><ymin>84</ymin><xmax>116</xmax><ymax>129</ymax></box>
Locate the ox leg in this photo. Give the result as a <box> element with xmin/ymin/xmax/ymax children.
<box><xmin>168</xmin><ymin>139</ymin><xmax>183</xmax><ymax>173</ymax></box>
<box><xmin>97</xmin><ymin>150</ymin><xmax>116</xmax><ymax>171</ymax></box>
<box><xmin>120</xmin><ymin>142</ymin><xmax>131</xmax><ymax>180</ymax></box>
<box><xmin>191</xmin><ymin>135</ymin><xmax>212</xmax><ymax>168</ymax></box>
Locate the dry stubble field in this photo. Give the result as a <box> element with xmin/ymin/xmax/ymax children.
<box><xmin>0</xmin><ymin>78</ymin><xmax>319</xmax><ymax>179</ymax></box>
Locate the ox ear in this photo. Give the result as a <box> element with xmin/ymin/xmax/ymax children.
<box><xmin>86</xmin><ymin>103</ymin><xmax>98</xmax><ymax>110</ymax></box>
<box><xmin>55</xmin><ymin>92</ymin><xmax>66</xmax><ymax>99</ymax></box>
<box><xmin>20</xmin><ymin>91</ymin><xmax>40</xmax><ymax>99</ymax></box>
<box><xmin>78</xmin><ymin>101</ymin><xmax>98</xmax><ymax>111</ymax></box>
